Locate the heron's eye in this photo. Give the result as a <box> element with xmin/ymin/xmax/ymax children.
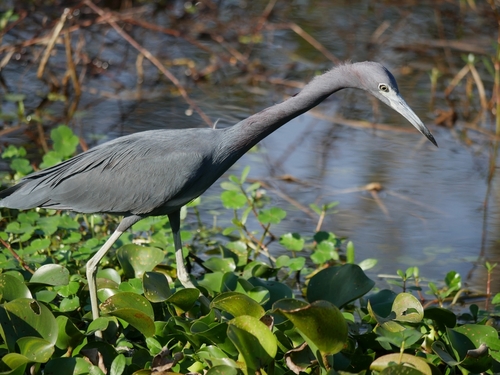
<box><xmin>379</xmin><ymin>84</ymin><xmax>389</xmax><ymax>92</ymax></box>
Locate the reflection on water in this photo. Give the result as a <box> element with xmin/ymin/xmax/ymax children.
<box><xmin>1</xmin><ymin>1</ymin><xmax>497</xmax><ymax>292</ymax></box>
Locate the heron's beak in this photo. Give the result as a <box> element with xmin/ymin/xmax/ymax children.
<box><xmin>388</xmin><ymin>95</ymin><xmax>438</xmax><ymax>147</ymax></box>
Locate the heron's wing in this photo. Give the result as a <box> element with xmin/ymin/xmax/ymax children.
<box><xmin>0</xmin><ymin>131</ymin><xmax>214</xmax><ymax>215</ymax></box>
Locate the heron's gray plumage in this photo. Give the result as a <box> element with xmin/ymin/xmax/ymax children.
<box><xmin>0</xmin><ymin>62</ymin><xmax>437</xmax><ymax>329</ymax></box>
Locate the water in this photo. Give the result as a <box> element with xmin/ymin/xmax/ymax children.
<box><xmin>1</xmin><ymin>0</ymin><xmax>497</xmax><ymax>293</ymax></box>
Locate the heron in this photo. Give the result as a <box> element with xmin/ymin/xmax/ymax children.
<box><xmin>0</xmin><ymin>61</ymin><xmax>437</xmax><ymax>324</ymax></box>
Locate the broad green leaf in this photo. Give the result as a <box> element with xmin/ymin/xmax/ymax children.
<box><xmin>0</xmin><ymin>298</ymin><xmax>58</xmax><ymax>351</ymax></box>
<box><xmin>242</xmin><ymin>261</ymin><xmax>274</xmax><ymax>279</ymax></box>
<box><xmin>56</xmin><ymin>315</ymin><xmax>85</xmax><ymax>350</ymax></box>
<box><xmin>198</xmin><ymin>272</ymin><xmax>225</xmax><ymax>293</ymax></box>
<box><xmin>116</xmin><ymin>244</ymin><xmax>165</xmax><ymax>278</ymax></box>
<box><xmin>424</xmin><ymin>306</ymin><xmax>456</xmax><ymax>328</ymax></box>
<box><xmin>10</xmin><ymin>158</ymin><xmax>33</xmax><ymax>175</ymax></box>
<box><xmin>56</xmin><ymin>281</ymin><xmax>80</xmax><ymax>297</ymax></box>
<box><xmin>307</xmin><ymin>264</ymin><xmax>374</xmax><ymax>308</ymax></box>
<box><xmin>50</xmin><ymin>125</ymin><xmax>79</xmax><ymax>157</ymax></box>
<box><xmin>97</xmin><ymin>268</ymin><xmax>121</xmax><ymax>285</ymax></box>
<box><xmin>367</xmin><ymin>289</ymin><xmax>398</xmax><ymax>318</ymax></box>
<box><xmin>249</xmin><ymin>277</ymin><xmax>293</xmax><ymax>310</ymax></box>
<box><xmin>59</xmin><ymin>296</ymin><xmax>80</xmax><ymax>312</ymax></box>
<box><xmin>16</xmin><ymin>336</ymin><xmax>54</xmax><ymax>362</ymax></box>
<box><xmin>211</xmin><ymin>292</ymin><xmax>265</xmax><ymax>319</ymax></box>
<box><xmin>86</xmin><ymin>316</ymin><xmax>120</xmax><ymax>336</ymax></box>
<box><xmin>375</xmin><ymin>325</ymin><xmax>423</xmax><ymax>348</ymax></box>
<box><xmin>275</xmin><ymin>255</ymin><xmax>291</xmax><ymax>268</ymax></box>
<box><xmin>143</xmin><ymin>271</ymin><xmax>172</xmax><ymax>302</ymax></box>
<box><xmin>204</xmin><ymin>257</ymin><xmax>237</xmax><ymax>273</ymax></box>
<box><xmin>101</xmin><ymin>292</ymin><xmax>155</xmax><ymax>336</ymax></box>
<box><xmin>196</xmin><ymin>345</ymin><xmax>239</xmax><ymax>368</ymax></box>
<box><xmin>0</xmin><ymin>273</ymin><xmax>32</xmax><ymax>301</ymax></box>
<box><xmin>358</xmin><ymin>258</ymin><xmax>378</xmax><ymax>271</ymax></box>
<box><xmin>279</xmin><ymin>233</ymin><xmax>304</xmax><ymax>251</ymax></box>
<box><xmin>29</xmin><ymin>264</ymin><xmax>70</xmax><ymax>286</ymax></box>
<box><xmin>221</xmin><ymin>190</ymin><xmax>247</xmax><ymax>209</ymax></box>
<box><xmin>110</xmin><ymin>354</ymin><xmax>126</xmax><ymax>375</ymax></box>
<box><xmin>101</xmin><ymin>292</ymin><xmax>154</xmax><ymax>319</ymax></box>
<box><xmin>431</xmin><ymin>341</ymin><xmax>460</xmax><ymax>366</ymax></box>
<box><xmin>227</xmin><ymin>315</ymin><xmax>277</xmax><ymax>372</ymax></box>
<box><xmin>380</xmin><ymin>364</ymin><xmax>427</xmax><ymax>374</ymax></box>
<box><xmin>370</xmin><ymin>353</ymin><xmax>432</xmax><ymax>375</ymax></box>
<box><xmin>43</xmin><ymin>357</ymin><xmax>97</xmax><ymax>375</ymax></box>
<box><xmin>206</xmin><ymin>365</ymin><xmax>243</xmax><ymax>375</ymax></box>
<box><xmin>454</xmin><ymin>324</ymin><xmax>498</xmax><ymax>348</ymax></box>
<box><xmin>392</xmin><ymin>293</ymin><xmax>424</xmax><ymax>323</ymax></box>
<box><xmin>273</xmin><ymin>299</ymin><xmax>347</xmax><ymax>355</ymax></box>
<box><xmin>258</xmin><ymin>207</ymin><xmax>286</xmax><ymax>224</ymax></box>
<box><xmin>191</xmin><ymin>322</ymin><xmax>238</xmax><ymax>357</ymax></box>
<box><xmin>166</xmin><ymin>288</ymin><xmax>200</xmax><ymax>311</ymax></box>
<box><xmin>220</xmin><ymin>181</ymin><xmax>241</xmax><ymax>192</ymax></box>
<box><xmin>447</xmin><ymin>325</ymin><xmax>496</xmax><ymax>373</ymax></box>
<box><xmin>104</xmin><ymin>307</ymin><xmax>155</xmax><ymax>337</ymax></box>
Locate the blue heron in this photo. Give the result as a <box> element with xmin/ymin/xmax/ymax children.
<box><xmin>0</xmin><ymin>62</ymin><xmax>437</xmax><ymax>324</ymax></box>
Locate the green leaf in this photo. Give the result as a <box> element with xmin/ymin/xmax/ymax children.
<box><xmin>59</xmin><ymin>296</ymin><xmax>80</xmax><ymax>312</ymax></box>
<box><xmin>191</xmin><ymin>322</ymin><xmax>238</xmax><ymax>357</ymax></box>
<box><xmin>249</xmin><ymin>277</ymin><xmax>294</xmax><ymax>311</ymax></box>
<box><xmin>221</xmin><ymin>191</ymin><xmax>247</xmax><ymax>209</ymax></box>
<box><xmin>273</xmin><ymin>299</ymin><xmax>347</xmax><ymax>355</ymax></box>
<box><xmin>206</xmin><ymin>365</ymin><xmax>243</xmax><ymax>375</ymax></box>
<box><xmin>240</xmin><ymin>165</ymin><xmax>250</xmax><ymax>183</ymax></box>
<box><xmin>43</xmin><ymin>358</ymin><xmax>96</xmax><ymax>375</ymax></box>
<box><xmin>392</xmin><ymin>293</ymin><xmax>424</xmax><ymax>323</ymax></box>
<box><xmin>0</xmin><ymin>273</ymin><xmax>32</xmax><ymax>301</ymax></box>
<box><xmin>50</xmin><ymin>125</ymin><xmax>79</xmax><ymax>157</ymax></box>
<box><xmin>307</xmin><ymin>264</ymin><xmax>375</xmax><ymax>308</ymax></box>
<box><xmin>370</xmin><ymin>353</ymin><xmax>432</xmax><ymax>375</ymax></box>
<box><xmin>309</xmin><ymin>203</ymin><xmax>322</xmax><ymax>215</ymax></box>
<box><xmin>376</xmin><ymin>325</ymin><xmax>423</xmax><ymax>348</ymax></box>
<box><xmin>197</xmin><ymin>345</ymin><xmax>239</xmax><ymax>368</ymax></box>
<box><xmin>2</xmin><ymin>144</ymin><xmax>26</xmax><ymax>158</ymax></box>
<box><xmin>101</xmin><ymin>292</ymin><xmax>155</xmax><ymax>337</ymax></box>
<box><xmin>288</xmin><ymin>257</ymin><xmax>306</xmax><ymax>271</ymax></box>
<box><xmin>431</xmin><ymin>341</ymin><xmax>460</xmax><ymax>366</ymax></box>
<box><xmin>166</xmin><ymin>288</ymin><xmax>200</xmax><ymax>311</ymax></box>
<box><xmin>424</xmin><ymin>306</ymin><xmax>456</xmax><ymax>328</ymax></box>
<box><xmin>29</xmin><ymin>264</ymin><xmax>70</xmax><ymax>286</ymax></box>
<box><xmin>55</xmin><ymin>315</ymin><xmax>85</xmax><ymax>350</ymax></box>
<box><xmin>227</xmin><ymin>315</ymin><xmax>277</xmax><ymax>372</ymax></box>
<box><xmin>275</xmin><ymin>255</ymin><xmax>291</xmax><ymax>268</ymax></box>
<box><xmin>453</xmin><ymin>324</ymin><xmax>498</xmax><ymax>348</ymax></box>
<box><xmin>110</xmin><ymin>354</ymin><xmax>126</xmax><ymax>375</ymax></box>
<box><xmin>220</xmin><ymin>181</ymin><xmax>241</xmax><ymax>192</ymax></box>
<box><xmin>143</xmin><ymin>272</ymin><xmax>172</xmax><ymax>302</ymax></box>
<box><xmin>279</xmin><ymin>233</ymin><xmax>304</xmax><ymax>251</ymax></box>
<box><xmin>346</xmin><ymin>241</ymin><xmax>355</xmax><ymax>263</ymax></box>
<box><xmin>10</xmin><ymin>158</ymin><xmax>33</xmax><ymax>175</ymax></box>
<box><xmin>16</xmin><ymin>336</ymin><xmax>55</xmax><ymax>362</ymax></box>
<box><xmin>358</xmin><ymin>258</ymin><xmax>378</xmax><ymax>271</ymax></box>
<box><xmin>204</xmin><ymin>257</ymin><xmax>237</xmax><ymax>273</ymax></box>
<box><xmin>211</xmin><ymin>292</ymin><xmax>265</xmax><ymax>319</ymax></box>
<box><xmin>0</xmin><ymin>298</ymin><xmax>58</xmax><ymax>352</ymax></box>
<box><xmin>116</xmin><ymin>244</ymin><xmax>165</xmax><ymax>278</ymax></box>
<box><xmin>258</xmin><ymin>207</ymin><xmax>286</xmax><ymax>224</ymax></box>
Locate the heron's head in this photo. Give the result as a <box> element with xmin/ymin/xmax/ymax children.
<box><xmin>351</xmin><ymin>62</ymin><xmax>437</xmax><ymax>147</ymax></box>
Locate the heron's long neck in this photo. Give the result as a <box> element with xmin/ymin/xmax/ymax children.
<box><xmin>219</xmin><ymin>66</ymin><xmax>353</xmax><ymax>161</ymax></box>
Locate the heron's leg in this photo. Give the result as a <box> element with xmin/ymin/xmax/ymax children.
<box><xmin>168</xmin><ymin>211</ymin><xmax>213</xmax><ymax>312</ymax></box>
<box><xmin>168</xmin><ymin>211</ymin><xmax>196</xmax><ymax>289</ymax></box>
<box><xmin>86</xmin><ymin>229</ymin><xmax>123</xmax><ymax>322</ymax></box>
